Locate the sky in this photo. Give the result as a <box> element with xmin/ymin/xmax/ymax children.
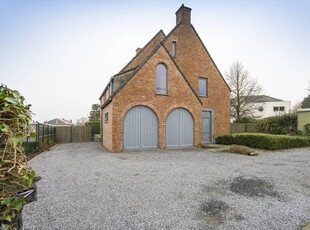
<box><xmin>1</xmin><ymin>0</ymin><xmax>309</xmax><ymax>123</ymax></box>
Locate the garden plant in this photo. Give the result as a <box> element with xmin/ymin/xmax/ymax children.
<box><xmin>0</xmin><ymin>84</ymin><xmax>36</xmax><ymax>229</ymax></box>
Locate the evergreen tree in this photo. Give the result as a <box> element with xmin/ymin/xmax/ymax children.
<box><xmin>89</xmin><ymin>104</ymin><xmax>100</xmax><ymax>121</ymax></box>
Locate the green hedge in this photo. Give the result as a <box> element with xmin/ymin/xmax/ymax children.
<box><xmin>85</xmin><ymin>121</ymin><xmax>100</xmax><ymax>135</ymax></box>
<box><xmin>215</xmin><ymin>133</ymin><xmax>310</xmax><ymax>150</ymax></box>
<box><xmin>23</xmin><ymin>142</ymin><xmax>38</xmax><ymax>156</ymax></box>
<box><xmin>256</xmin><ymin>114</ymin><xmax>297</xmax><ymax>134</ymax></box>
<box><xmin>305</xmin><ymin>124</ymin><xmax>310</xmax><ymax>135</ymax></box>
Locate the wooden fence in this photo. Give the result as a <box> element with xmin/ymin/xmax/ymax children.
<box><xmin>55</xmin><ymin>126</ymin><xmax>92</xmax><ymax>143</ymax></box>
<box><xmin>230</xmin><ymin>123</ymin><xmax>258</xmax><ymax>133</ymax></box>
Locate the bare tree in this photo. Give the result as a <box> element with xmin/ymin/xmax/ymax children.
<box><xmin>291</xmin><ymin>101</ymin><xmax>302</xmax><ymax>113</ymax></box>
<box><xmin>301</xmin><ymin>83</ymin><xmax>310</xmax><ymax>108</ymax></box>
<box><xmin>76</xmin><ymin>117</ymin><xmax>88</xmax><ymax>126</ymax></box>
<box><xmin>226</xmin><ymin>61</ymin><xmax>263</xmax><ymax>121</ymax></box>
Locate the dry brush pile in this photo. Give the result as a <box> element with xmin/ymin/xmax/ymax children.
<box><xmin>0</xmin><ymin>84</ymin><xmax>36</xmax><ymax>227</ymax></box>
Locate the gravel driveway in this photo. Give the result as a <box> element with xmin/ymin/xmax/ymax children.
<box><xmin>23</xmin><ymin>143</ymin><xmax>310</xmax><ymax>230</ymax></box>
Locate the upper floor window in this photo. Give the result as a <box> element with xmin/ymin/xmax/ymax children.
<box><xmin>105</xmin><ymin>112</ymin><xmax>109</xmax><ymax>123</ymax></box>
<box><xmin>156</xmin><ymin>63</ymin><xmax>167</xmax><ymax>95</ymax></box>
<box><xmin>274</xmin><ymin>106</ymin><xmax>285</xmax><ymax>112</ymax></box>
<box><xmin>198</xmin><ymin>77</ymin><xmax>208</xmax><ymax>96</ymax></box>
<box><xmin>172</xmin><ymin>41</ymin><xmax>177</xmax><ymax>57</ymax></box>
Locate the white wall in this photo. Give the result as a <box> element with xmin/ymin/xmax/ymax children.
<box><xmin>253</xmin><ymin>101</ymin><xmax>291</xmax><ymax>118</ymax></box>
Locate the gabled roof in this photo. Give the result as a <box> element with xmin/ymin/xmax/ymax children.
<box><xmin>161</xmin><ymin>20</ymin><xmax>230</xmax><ymax>92</ymax></box>
<box><xmin>99</xmin><ymin>15</ymin><xmax>228</xmax><ymax>106</ymax></box>
<box><xmin>99</xmin><ymin>67</ymin><xmax>137</xmax><ymax>100</ymax></box>
<box><xmin>100</xmin><ymin>42</ymin><xmax>162</xmax><ymax>108</ymax></box>
<box><xmin>99</xmin><ymin>30</ymin><xmax>166</xmax><ymax>100</ymax></box>
<box><xmin>100</xmin><ymin>40</ymin><xmax>202</xmax><ymax>108</ymax></box>
<box><xmin>119</xmin><ymin>30</ymin><xmax>166</xmax><ymax>73</ymax></box>
<box><xmin>46</xmin><ymin>118</ymin><xmax>74</xmax><ymax>126</ymax></box>
<box><xmin>190</xmin><ymin>25</ymin><xmax>231</xmax><ymax>92</ymax></box>
<box><xmin>249</xmin><ymin>95</ymin><xmax>284</xmax><ymax>103</ymax></box>
<box><xmin>231</xmin><ymin>95</ymin><xmax>285</xmax><ymax>104</ymax></box>
<box><xmin>161</xmin><ymin>20</ymin><xmax>183</xmax><ymax>43</ymax></box>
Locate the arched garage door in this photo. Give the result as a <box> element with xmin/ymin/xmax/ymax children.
<box><xmin>123</xmin><ymin>106</ymin><xmax>158</xmax><ymax>149</ymax></box>
<box><xmin>166</xmin><ymin>108</ymin><xmax>194</xmax><ymax>148</ymax></box>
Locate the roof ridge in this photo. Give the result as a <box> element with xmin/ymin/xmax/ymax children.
<box><xmin>113</xmin><ymin>67</ymin><xmax>137</xmax><ymax>77</ymax></box>
<box><xmin>253</xmin><ymin>95</ymin><xmax>284</xmax><ymax>102</ymax></box>
<box><xmin>99</xmin><ymin>30</ymin><xmax>166</xmax><ymax>100</ymax></box>
<box><xmin>161</xmin><ymin>21</ymin><xmax>183</xmax><ymax>43</ymax></box>
<box><xmin>101</xmin><ymin>41</ymin><xmax>205</xmax><ymax>109</ymax></box>
<box><xmin>118</xmin><ymin>30</ymin><xmax>166</xmax><ymax>73</ymax></box>
<box><xmin>101</xmin><ymin>43</ymin><xmax>163</xmax><ymax>108</ymax></box>
<box><xmin>190</xmin><ymin>24</ymin><xmax>231</xmax><ymax>92</ymax></box>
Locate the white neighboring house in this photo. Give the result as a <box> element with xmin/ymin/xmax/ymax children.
<box><xmin>252</xmin><ymin>95</ymin><xmax>291</xmax><ymax>119</ymax></box>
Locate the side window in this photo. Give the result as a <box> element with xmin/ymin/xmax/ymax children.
<box><xmin>172</xmin><ymin>41</ymin><xmax>176</xmax><ymax>57</ymax></box>
<box><xmin>198</xmin><ymin>77</ymin><xmax>208</xmax><ymax>97</ymax></box>
<box><xmin>105</xmin><ymin>112</ymin><xmax>108</xmax><ymax>123</ymax></box>
<box><xmin>156</xmin><ymin>63</ymin><xmax>168</xmax><ymax>95</ymax></box>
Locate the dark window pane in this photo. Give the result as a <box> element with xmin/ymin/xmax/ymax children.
<box><xmin>172</xmin><ymin>41</ymin><xmax>176</xmax><ymax>57</ymax></box>
<box><xmin>105</xmin><ymin>112</ymin><xmax>108</xmax><ymax>123</ymax></box>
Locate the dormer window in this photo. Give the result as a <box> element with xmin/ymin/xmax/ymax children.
<box><xmin>156</xmin><ymin>63</ymin><xmax>168</xmax><ymax>95</ymax></box>
<box><xmin>172</xmin><ymin>41</ymin><xmax>177</xmax><ymax>57</ymax></box>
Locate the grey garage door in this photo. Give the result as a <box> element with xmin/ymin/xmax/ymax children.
<box><xmin>166</xmin><ymin>108</ymin><xmax>194</xmax><ymax>147</ymax></box>
<box><xmin>123</xmin><ymin>106</ymin><xmax>158</xmax><ymax>149</ymax></box>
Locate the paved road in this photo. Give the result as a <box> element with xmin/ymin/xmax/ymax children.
<box><xmin>23</xmin><ymin>143</ymin><xmax>310</xmax><ymax>230</ymax></box>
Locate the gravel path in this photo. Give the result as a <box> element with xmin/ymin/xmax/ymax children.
<box><xmin>23</xmin><ymin>143</ymin><xmax>310</xmax><ymax>230</ymax></box>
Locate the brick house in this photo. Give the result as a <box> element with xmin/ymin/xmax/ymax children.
<box><xmin>99</xmin><ymin>4</ymin><xmax>230</xmax><ymax>152</ymax></box>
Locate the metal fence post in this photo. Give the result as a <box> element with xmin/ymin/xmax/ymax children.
<box><xmin>42</xmin><ymin>124</ymin><xmax>44</xmax><ymax>145</ymax></box>
<box><xmin>36</xmin><ymin>123</ymin><xmax>39</xmax><ymax>143</ymax></box>
<box><xmin>71</xmin><ymin>126</ymin><xmax>73</xmax><ymax>143</ymax></box>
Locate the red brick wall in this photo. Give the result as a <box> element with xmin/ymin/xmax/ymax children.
<box><xmin>109</xmin><ymin>45</ymin><xmax>201</xmax><ymax>152</ymax></box>
<box><xmin>163</xmin><ymin>22</ymin><xmax>230</xmax><ymax>137</ymax></box>
<box><xmin>101</xmin><ymin>10</ymin><xmax>231</xmax><ymax>152</ymax></box>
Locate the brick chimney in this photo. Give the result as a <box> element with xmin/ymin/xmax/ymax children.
<box><xmin>136</xmin><ymin>48</ymin><xmax>142</xmax><ymax>54</ymax></box>
<box><xmin>176</xmin><ymin>4</ymin><xmax>192</xmax><ymax>24</ymax></box>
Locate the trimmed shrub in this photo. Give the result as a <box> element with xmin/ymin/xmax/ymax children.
<box><xmin>216</xmin><ymin>133</ymin><xmax>310</xmax><ymax>150</ymax></box>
